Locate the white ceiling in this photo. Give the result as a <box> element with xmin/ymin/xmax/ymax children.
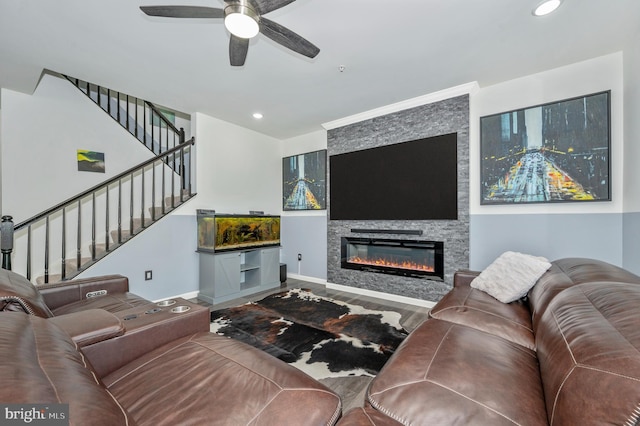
<box><xmin>1</xmin><ymin>0</ymin><xmax>639</xmax><ymax>139</ymax></box>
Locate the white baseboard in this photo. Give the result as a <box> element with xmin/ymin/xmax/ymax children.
<box><xmin>157</xmin><ymin>281</ymin><xmax>436</xmax><ymax>309</ymax></box>
<box><xmin>286</xmin><ymin>273</ymin><xmax>328</xmax><ymax>285</ymax></box>
<box><xmin>326</xmin><ymin>283</ymin><xmax>436</xmax><ymax>309</ymax></box>
<box><xmin>287</xmin><ymin>274</ymin><xmax>435</xmax><ymax>308</ymax></box>
<box><xmin>153</xmin><ymin>290</ymin><xmax>199</xmax><ymax>303</ymax></box>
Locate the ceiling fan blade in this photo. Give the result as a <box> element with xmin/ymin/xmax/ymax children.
<box><xmin>249</xmin><ymin>0</ymin><xmax>296</xmax><ymax>15</ymax></box>
<box><xmin>259</xmin><ymin>18</ymin><xmax>319</xmax><ymax>59</ymax></box>
<box><xmin>140</xmin><ymin>6</ymin><xmax>224</xmax><ymax>19</ymax></box>
<box><xmin>229</xmin><ymin>35</ymin><xmax>250</xmax><ymax>66</ymax></box>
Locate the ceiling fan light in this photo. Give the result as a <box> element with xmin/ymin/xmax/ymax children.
<box><xmin>224</xmin><ymin>4</ymin><xmax>259</xmax><ymax>39</ymax></box>
<box><xmin>533</xmin><ymin>0</ymin><xmax>562</xmax><ymax>16</ymax></box>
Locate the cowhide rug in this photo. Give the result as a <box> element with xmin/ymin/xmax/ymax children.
<box><xmin>210</xmin><ymin>288</ymin><xmax>408</xmax><ymax>379</ymax></box>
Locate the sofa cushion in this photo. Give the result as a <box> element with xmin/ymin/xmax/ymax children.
<box><xmin>536</xmin><ymin>281</ymin><xmax>640</xmax><ymax>425</ymax></box>
<box><xmin>0</xmin><ymin>268</ymin><xmax>53</xmax><ymax>317</ymax></box>
<box><xmin>104</xmin><ymin>332</ymin><xmax>342</xmax><ymax>426</ymax></box>
<box><xmin>0</xmin><ymin>312</ymin><xmax>135</xmax><ymax>425</ymax></box>
<box><xmin>429</xmin><ymin>276</ymin><xmax>535</xmax><ymax>350</ymax></box>
<box><xmin>470</xmin><ymin>251</ymin><xmax>551</xmax><ymax>303</ymax></box>
<box><xmin>528</xmin><ymin>258</ymin><xmax>640</xmax><ymax>330</ymax></box>
<box><xmin>367</xmin><ymin>318</ymin><xmax>548</xmax><ymax>425</ymax></box>
<box><xmin>552</xmin><ymin>257</ymin><xmax>640</xmax><ymax>284</ymax></box>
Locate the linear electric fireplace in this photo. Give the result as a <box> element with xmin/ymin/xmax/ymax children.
<box><xmin>341</xmin><ymin>237</ymin><xmax>444</xmax><ymax>280</ymax></box>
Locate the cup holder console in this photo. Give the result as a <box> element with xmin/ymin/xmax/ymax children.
<box><xmin>120</xmin><ymin>300</ymin><xmax>195</xmax><ymax>324</ymax></box>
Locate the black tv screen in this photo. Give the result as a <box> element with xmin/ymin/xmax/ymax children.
<box><xmin>329</xmin><ymin>133</ymin><xmax>458</xmax><ymax>220</ymax></box>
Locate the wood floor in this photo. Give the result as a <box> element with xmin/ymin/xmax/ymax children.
<box><xmin>193</xmin><ymin>277</ymin><xmax>431</xmax><ymax>412</ymax></box>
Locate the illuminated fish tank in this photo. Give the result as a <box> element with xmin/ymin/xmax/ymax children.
<box><xmin>197</xmin><ymin>210</ymin><xmax>281</xmax><ymax>253</ymax></box>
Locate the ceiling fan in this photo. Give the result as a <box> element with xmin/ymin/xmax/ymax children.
<box><xmin>140</xmin><ymin>0</ymin><xmax>320</xmax><ymax>66</ymax></box>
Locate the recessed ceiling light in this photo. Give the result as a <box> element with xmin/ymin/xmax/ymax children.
<box><xmin>252</xmin><ymin>112</ymin><xmax>263</xmax><ymax>119</ymax></box>
<box><xmin>533</xmin><ymin>0</ymin><xmax>562</xmax><ymax>16</ymax></box>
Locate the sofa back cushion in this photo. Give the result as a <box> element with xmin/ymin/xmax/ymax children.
<box><xmin>535</xmin><ymin>282</ymin><xmax>640</xmax><ymax>425</ymax></box>
<box><xmin>0</xmin><ymin>268</ymin><xmax>53</xmax><ymax>317</ymax></box>
<box><xmin>0</xmin><ymin>312</ymin><xmax>135</xmax><ymax>425</ymax></box>
<box><xmin>429</xmin><ymin>272</ymin><xmax>535</xmax><ymax>350</ymax></box>
<box><xmin>528</xmin><ymin>258</ymin><xmax>640</xmax><ymax>330</ymax></box>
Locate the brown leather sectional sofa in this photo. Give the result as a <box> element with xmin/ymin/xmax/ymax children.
<box><xmin>0</xmin><ymin>268</ymin><xmax>341</xmax><ymax>425</ymax></box>
<box><xmin>4</xmin><ymin>257</ymin><xmax>640</xmax><ymax>425</ymax></box>
<box><xmin>338</xmin><ymin>258</ymin><xmax>640</xmax><ymax>425</ymax></box>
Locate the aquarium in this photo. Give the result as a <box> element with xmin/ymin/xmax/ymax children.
<box><xmin>197</xmin><ymin>210</ymin><xmax>281</xmax><ymax>253</ymax></box>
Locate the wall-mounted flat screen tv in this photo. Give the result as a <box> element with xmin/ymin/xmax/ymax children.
<box><xmin>329</xmin><ymin>133</ymin><xmax>458</xmax><ymax>220</ymax></box>
<box><xmin>197</xmin><ymin>210</ymin><xmax>281</xmax><ymax>253</ymax></box>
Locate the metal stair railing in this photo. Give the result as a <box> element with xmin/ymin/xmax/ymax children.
<box><xmin>63</xmin><ymin>75</ymin><xmax>185</xmax><ymax>162</ymax></box>
<box><xmin>0</xmin><ymin>138</ymin><xmax>195</xmax><ymax>284</ymax></box>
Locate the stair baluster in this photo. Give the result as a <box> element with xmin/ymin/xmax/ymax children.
<box><xmin>2</xmin><ymin>140</ymin><xmax>195</xmax><ymax>283</ymax></box>
<box><xmin>1</xmin><ymin>75</ymin><xmax>196</xmax><ymax>283</ymax></box>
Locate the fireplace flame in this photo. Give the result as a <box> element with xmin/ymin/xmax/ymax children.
<box><xmin>348</xmin><ymin>256</ymin><xmax>435</xmax><ymax>272</ymax></box>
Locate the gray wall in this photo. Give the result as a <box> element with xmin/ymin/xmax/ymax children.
<box><xmin>281</xmin><ymin>214</ymin><xmax>327</xmax><ymax>280</ymax></box>
<box><xmin>623</xmin><ymin>212</ymin><xmax>640</xmax><ymax>276</ymax></box>
<box><xmin>470</xmin><ymin>213</ymin><xmax>623</xmax><ymax>270</ymax></box>
<box><xmin>78</xmin><ymin>214</ymin><xmax>199</xmax><ymax>301</ymax></box>
<box><xmin>327</xmin><ymin>95</ymin><xmax>469</xmax><ymax>302</ymax></box>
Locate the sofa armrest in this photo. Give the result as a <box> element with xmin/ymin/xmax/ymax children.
<box><xmin>48</xmin><ymin>309</ymin><xmax>125</xmax><ymax>347</ymax></box>
<box><xmin>338</xmin><ymin>406</ymin><xmax>403</xmax><ymax>425</ymax></box>
<box><xmin>82</xmin><ymin>300</ymin><xmax>210</xmax><ymax>377</ymax></box>
<box><xmin>38</xmin><ymin>275</ymin><xmax>130</xmax><ymax>310</ymax></box>
<box><xmin>453</xmin><ymin>269</ymin><xmax>481</xmax><ymax>288</ymax></box>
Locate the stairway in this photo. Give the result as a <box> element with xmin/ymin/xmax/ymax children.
<box><xmin>34</xmin><ymin>193</ymin><xmax>191</xmax><ymax>285</ymax></box>
<box><xmin>64</xmin><ymin>75</ymin><xmax>185</xmax><ymax>161</ymax></box>
<box><xmin>5</xmin><ymin>76</ymin><xmax>196</xmax><ymax>285</ymax></box>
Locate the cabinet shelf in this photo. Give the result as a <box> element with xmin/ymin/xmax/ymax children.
<box><xmin>240</xmin><ymin>263</ymin><xmax>260</xmax><ymax>272</ymax></box>
<box><xmin>198</xmin><ymin>247</ymin><xmax>281</xmax><ymax>305</ymax></box>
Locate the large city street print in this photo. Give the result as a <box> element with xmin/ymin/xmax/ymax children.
<box><xmin>480</xmin><ymin>92</ymin><xmax>610</xmax><ymax>205</ymax></box>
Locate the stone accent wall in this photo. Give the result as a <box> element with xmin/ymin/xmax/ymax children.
<box><xmin>327</xmin><ymin>95</ymin><xmax>469</xmax><ymax>302</ymax></box>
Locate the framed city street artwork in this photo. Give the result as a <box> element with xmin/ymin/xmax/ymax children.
<box><xmin>480</xmin><ymin>91</ymin><xmax>611</xmax><ymax>205</ymax></box>
<box><xmin>282</xmin><ymin>150</ymin><xmax>327</xmax><ymax>210</ymax></box>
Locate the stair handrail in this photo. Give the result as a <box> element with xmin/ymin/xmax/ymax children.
<box><xmin>146</xmin><ymin>100</ymin><xmax>182</xmax><ymax>135</ymax></box>
<box><xmin>1</xmin><ymin>136</ymin><xmax>195</xmax><ymax>282</ymax></box>
<box><xmin>14</xmin><ymin>137</ymin><xmax>194</xmax><ymax>232</ymax></box>
<box><xmin>64</xmin><ymin>75</ymin><xmax>185</xmax><ymax>155</ymax></box>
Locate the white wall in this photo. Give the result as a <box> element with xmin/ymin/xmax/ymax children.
<box><xmin>469</xmin><ymin>52</ymin><xmax>625</xmax><ymax>269</ymax></box>
<box><xmin>1</xmin><ymin>73</ymin><xmax>179</xmax><ymax>279</ymax></box>
<box><xmin>470</xmin><ymin>53</ymin><xmax>624</xmax><ymax>216</ymax></box>
<box><xmin>1</xmin><ymin>73</ymin><xmax>156</xmax><ymax>222</ymax></box>
<box><xmin>281</xmin><ymin>130</ymin><xmax>328</xmax><ymax>281</ymax></box>
<box><xmin>0</xmin><ymin>73</ymin><xmax>287</xmax><ymax>299</ymax></box>
<box><xmin>0</xmin><ymin>89</ymin><xmax>3</xmax><ymax>212</ymax></box>
<box><xmin>188</xmin><ymin>113</ymin><xmax>282</xmax><ymax>215</ymax></box>
<box><xmin>80</xmin><ymin>113</ymin><xmax>283</xmax><ymax>300</ymax></box>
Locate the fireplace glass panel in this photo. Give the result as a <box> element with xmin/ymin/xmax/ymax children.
<box><xmin>341</xmin><ymin>237</ymin><xmax>444</xmax><ymax>280</ymax></box>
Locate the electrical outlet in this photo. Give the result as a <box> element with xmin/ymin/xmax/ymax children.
<box><xmin>145</xmin><ymin>270</ymin><xmax>153</xmax><ymax>281</ymax></box>
<box><xmin>298</xmin><ymin>253</ymin><xmax>302</xmax><ymax>261</ymax></box>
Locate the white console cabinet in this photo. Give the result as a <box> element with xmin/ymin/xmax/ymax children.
<box><xmin>198</xmin><ymin>247</ymin><xmax>281</xmax><ymax>305</ymax></box>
